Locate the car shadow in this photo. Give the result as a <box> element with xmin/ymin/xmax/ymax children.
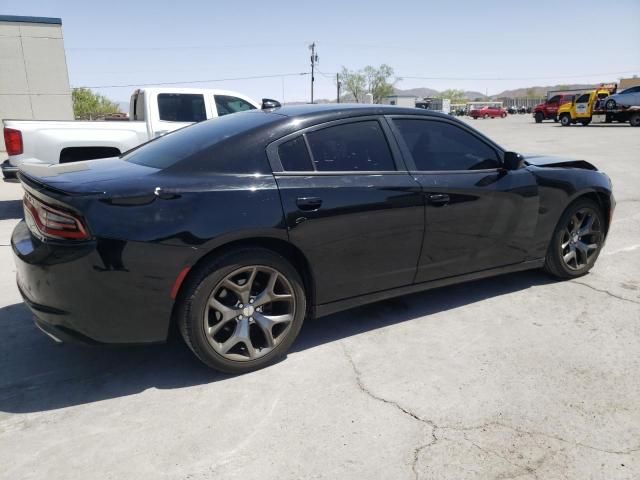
<box><xmin>0</xmin><ymin>200</ymin><xmax>22</xmax><ymax>221</ymax></box>
<box><xmin>0</xmin><ymin>269</ymin><xmax>553</xmax><ymax>414</ymax></box>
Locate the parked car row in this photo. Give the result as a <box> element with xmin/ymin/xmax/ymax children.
<box><xmin>533</xmin><ymin>84</ymin><xmax>640</xmax><ymax>127</ymax></box>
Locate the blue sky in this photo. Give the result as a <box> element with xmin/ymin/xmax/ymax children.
<box><xmin>6</xmin><ymin>0</ymin><xmax>640</xmax><ymax>103</ymax></box>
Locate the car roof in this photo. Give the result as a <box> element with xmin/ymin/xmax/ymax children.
<box><xmin>268</xmin><ymin>103</ymin><xmax>453</xmax><ymax>121</ymax></box>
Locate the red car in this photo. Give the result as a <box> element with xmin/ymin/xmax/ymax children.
<box><xmin>470</xmin><ymin>105</ymin><xmax>507</xmax><ymax>119</ymax></box>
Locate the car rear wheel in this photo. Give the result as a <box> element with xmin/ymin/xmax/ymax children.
<box><xmin>534</xmin><ymin>112</ymin><xmax>543</xmax><ymax>123</ymax></box>
<box><xmin>544</xmin><ymin>198</ymin><xmax>605</xmax><ymax>279</ymax></box>
<box><xmin>177</xmin><ymin>248</ymin><xmax>306</xmax><ymax>373</ymax></box>
<box><xmin>560</xmin><ymin>114</ymin><xmax>571</xmax><ymax>126</ymax></box>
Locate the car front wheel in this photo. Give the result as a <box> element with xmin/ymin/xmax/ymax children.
<box><xmin>544</xmin><ymin>198</ymin><xmax>605</xmax><ymax>279</ymax></box>
<box><xmin>177</xmin><ymin>248</ymin><xmax>306</xmax><ymax>373</ymax></box>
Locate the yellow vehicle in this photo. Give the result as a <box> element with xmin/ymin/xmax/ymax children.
<box><xmin>557</xmin><ymin>87</ymin><xmax>614</xmax><ymax>126</ymax></box>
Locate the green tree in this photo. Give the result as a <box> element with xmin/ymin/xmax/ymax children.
<box><xmin>340</xmin><ymin>67</ymin><xmax>366</xmax><ymax>103</ymax></box>
<box><xmin>72</xmin><ymin>88</ymin><xmax>120</xmax><ymax>119</ymax></box>
<box><xmin>437</xmin><ymin>89</ymin><xmax>467</xmax><ymax>103</ymax></box>
<box><xmin>340</xmin><ymin>64</ymin><xmax>398</xmax><ymax>103</ymax></box>
<box><xmin>363</xmin><ymin>64</ymin><xmax>397</xmax><ymax>103</ymax></box>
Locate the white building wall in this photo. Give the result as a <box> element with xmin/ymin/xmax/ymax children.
<box><xmin>0</xmin><ymin>17</ymin><xmax>73</xmax><ymax>154</ymax></box>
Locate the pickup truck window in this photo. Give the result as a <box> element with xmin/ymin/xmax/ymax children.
<box><xmin>547</xmin><ymin>95</ymin><xmax>560</xmax><ymax>104</ymax></box>
<box><xmin>158</xmin><ymin>94</ymin><xmax>206</xmax><ymax>122</ymax></box>
<box><xmin>214</xmin><ymin>95</ymin><xmax>257</xmax><ymax>116</ymax></box>
<box><xmin>123</xmin><ymin>111</ymin><xmax>278</xmax><ymax>172</ymax></box>
<box><xmin>576</xmin><ymin>93</ymin><xmax>590</xmax><ymax>103</ymax></box>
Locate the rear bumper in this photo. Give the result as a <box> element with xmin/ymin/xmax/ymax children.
<box><xmin>11</xmin><ymin>220</ymin><xmax>190</xmax><ymax>345</ymax></box>
<box><xmin>2</xmin><ymin>159</ymin><xmax>18</xmax><ymax>179</ymax></box>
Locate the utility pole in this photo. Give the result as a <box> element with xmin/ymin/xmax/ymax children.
<box><xmin>309</xmin><ymin>42</ymin><xmax>318</xmax><ymax>103</ymax></box>
<box><xmin>336</xmin><ymin>72</ymin><xmax>341</xmax><ymax>103</ymax></box>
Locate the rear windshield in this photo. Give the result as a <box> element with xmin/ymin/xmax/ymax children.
<box><xmin>123</xmin><ymin>111</ymin><xmax>278</xmax><ymax>171</ymax></box>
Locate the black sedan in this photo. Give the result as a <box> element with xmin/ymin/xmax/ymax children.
<box><xmin>12</xmin><ymin>105</ymin><xmax>614</xmax><ymax>373</ymax></box>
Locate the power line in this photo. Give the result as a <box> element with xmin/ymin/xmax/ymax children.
<box><xmin>400</xmin><ymin>70</ymin><xmax>640</xmax><ymax>81</ymax></box>
<box><xmin>74</xmin><ymin>72</ymin><xmax>309</xmax><ymax>89</ymax></box>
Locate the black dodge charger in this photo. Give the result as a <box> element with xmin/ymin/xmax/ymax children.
<box><xmin>12</xmin><ymin>104</ymin><xmax>614</xmax><ymax>373</ymax></box>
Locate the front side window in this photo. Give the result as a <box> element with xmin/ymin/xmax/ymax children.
<box><xmin>393</xmin><ymin>119</ymin><xmax>500</xmax><ymax>171</ymax></box>
<box><xmin>576</xmin><ymin>93</ymin><xmax>591</xmax><ymax>103</ymax></box>
<box><xmin>158</xmin><ymin>94</ymin><xmax>206</xmax><ymax>122</ymax></box>
<box><xmin>215</xmin><ymin>95</ymin><xmax>257</xmax><ymax>116</ymax></box>
<box><xmin>305</xmin><ymin>121</ymin><xmax>395</xmax><ymax>172</ymax></box>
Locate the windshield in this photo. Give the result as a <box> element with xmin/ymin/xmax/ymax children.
<box><xmin>124</xmin><ymin>111</ymin><xmax>278</xmax><ymax>170</ymax></box>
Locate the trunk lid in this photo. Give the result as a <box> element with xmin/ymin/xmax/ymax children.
<box><xmin>18</xmin><ymin>157</ymin><xmax>160</xmax><ymax>195</ymax></box>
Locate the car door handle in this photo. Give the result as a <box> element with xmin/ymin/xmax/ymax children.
<box><xmin>296</xmin><ymin>197</ymin><xmax>323</xmax><ymax>211</ymax></box>
<box><xmin>427</xmin><ymin>193</ymin><xmax>450</xmax><ymax>206</ymax></box>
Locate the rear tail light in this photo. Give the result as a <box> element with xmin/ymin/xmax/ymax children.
<box><xmin>4</xmin><ymin>128</ymin><xmax>23</xmax><ymax>156</ymax></box>
<box><xmin>23</xmin><ymin>192</ymin><xmax>90</xmax><ymax>240</ymax></box>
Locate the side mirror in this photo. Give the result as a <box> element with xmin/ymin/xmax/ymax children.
<box><xmin>503</xmin><ymin>151</ymin><xmax>524</xmax><ymax>170</ymax></box>
<box><xmin>261</xmin><ymin>98</ymin><xmax>281</xmax><ymax>110</ymax></box>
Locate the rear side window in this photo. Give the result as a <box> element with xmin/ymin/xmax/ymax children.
<box><xmin>158</xmin><ymin>94</ymin><xmax>206</xmax><ymax>122</ymax></box>
<box><xmin>215</xmin><ymin>95</ymin><xmax>256</xmax><ymax>116</ymax></box>
<box><xmin>393</xmin><ymin>119</ymin><xmax>499</xmax><ymax>171</ymax></box>
<box><xmin>547</xmin><ymin>95</ymin><xmax>560</xmax><ymax>103</ymax></box>
<box><xmin>124</xmin><ymin>112</ymin><xmax>278</xmax><ymax>172</ymax></box>
<box><xmin>278</xmin><ymin>136</ymin><xmax>313</xmax><ymax>171</ymax></box>
<box><xmin>305</xmin><ymin>121</ymin><xmax>395</xmax><ymax>172</ymax></box>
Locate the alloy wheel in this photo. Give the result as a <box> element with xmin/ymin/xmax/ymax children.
<box><xmin>560</xmin><ymin>208</ymin><xmax>602</xmax><ymax>270</ymax></box>
<box><xmin>203</xmin><ymin>266</ymin><xmax>295</xmax><ymax>361</ymax></box>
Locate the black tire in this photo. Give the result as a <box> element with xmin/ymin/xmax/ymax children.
<box><xmin>630</xmin><ymin>113</ymin><xmax>640</xmax><ymax>127</ymax></box>
<box><xmin>580</xmin><ymin>119</ymin><xmax>591</xmax><ymax>126</ymax></box>
<box><xmin>605</xmin><ymin>99</ymin><xmax>616</xmax><ymax>111</ymax></box>
<box><xmin>544</xmin><ymin>198</ymin><xmax>605</xmax><ymax>279</ymax></box>
<box><xmin>534</xmin><ymin>112</ymin><xmax>543</xmax><ymax>123</ymax></box>
<box><xmin>553</xmin><ymin>116</ymin><xmax>559</xmax><ymax>123</ymax></box>
<box><xmin>177</xmin><ymin>248</ymin><xmax>307</xmax><ymax>373</ymax></box>
<box><xmin>560</xmin><ymin>114</ymin><xmax>571</xmax><ymax>126</ymax></box>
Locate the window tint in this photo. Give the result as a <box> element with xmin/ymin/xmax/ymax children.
<box><xmin>158</xmin><ymin>94</ymin><xmax>206</xmax><ymax>122</ymax></box>
<box><xmin>306</xmin><ymin>121</ymin><xmax>395</xmax><ymax>172</ymax></box>
<box><xmin>393</xmin><ymin>119</ymin><xmax>500</xmax><ymax>171</ymax></box>
<box><xmin>548</xmin><ymin>95</ymin><xmax>560</xmax><ymax>103</ymax></box>
<box><xmin>124</xmin><ymin>112</ymin><xmax>277</xmax><ymax>171</ymax></box>
<box><xmin>622</xmin><ymin>86</ymin><xmax>640</xmax><ymax>93</ymax></box>
<box><xmin>215</xmin><ymin>95</ymin><xmax>256</xmax><ymax>116</ymax></box>
<box><xmin>576</xmin><ymin>93</ymin><xmax>591</xmax><ymax>103</ymax></box>
<box><xmin>278</xmin><ymin>136</ymin><xmax>313</xmax><ymax>171</ymax></box>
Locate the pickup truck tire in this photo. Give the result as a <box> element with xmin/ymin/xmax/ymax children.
<box><xmin>580</xmin><ymin>119</ymin><xmax>591</xmax><ymax>126</ymax></box>
<box><xmin>629</xmin><ymin>113</ymin><xmax>640</xmax><ymax>127</ymax></box>
<box><xmin>482</xmin><ymin>114</ymin><xmax>488</xmax><ymax>119</ymax></box>
<box><xmin>534</xmin><ymin>112</ymin><xmax>543</xmax><ymax>123</ymax></box>
<box><xmin>560</xmin><ymin>114</ymin><xmax>571</xmax><ymax>126</ymax></box>
<box><xmin>501</xmin><ymin>112</ymin><xmax>507</xmax><ymax>118</ymax></box>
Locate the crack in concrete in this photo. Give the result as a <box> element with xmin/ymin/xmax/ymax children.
<box><xmin>441</xmin><ymin>422</ymin><xmax>640</xmax><ymax>456</ymax></box>
<box><xmin>342</xmin><ymin>345</ymin><xmax>640</xmax><ymax>479</ymax></box>
<box><xmin>341</xmin><ymin>344</ymin><xmax>438</xmax><ymax>480</ymax></box>
<box><xmin>571</xmin><ymin>280</ymin><xmax>640</xmax><ymax>305</ymax></box>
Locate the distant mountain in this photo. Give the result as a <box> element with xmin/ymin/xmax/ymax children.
<box><xmin>493</xmin><ymin>84</ymin><xmax>595</xmax><ymax>99</ymax></box>
<box><xmin>393</xmin><ymin>87</ymin><xmax>439</xmax><ymax>98</ymax></box>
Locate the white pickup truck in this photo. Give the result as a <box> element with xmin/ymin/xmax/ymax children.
<box><xmin>2</xmin><ymin>87</ymin><xmax>274</xmax><ymax>179</ymax></box>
